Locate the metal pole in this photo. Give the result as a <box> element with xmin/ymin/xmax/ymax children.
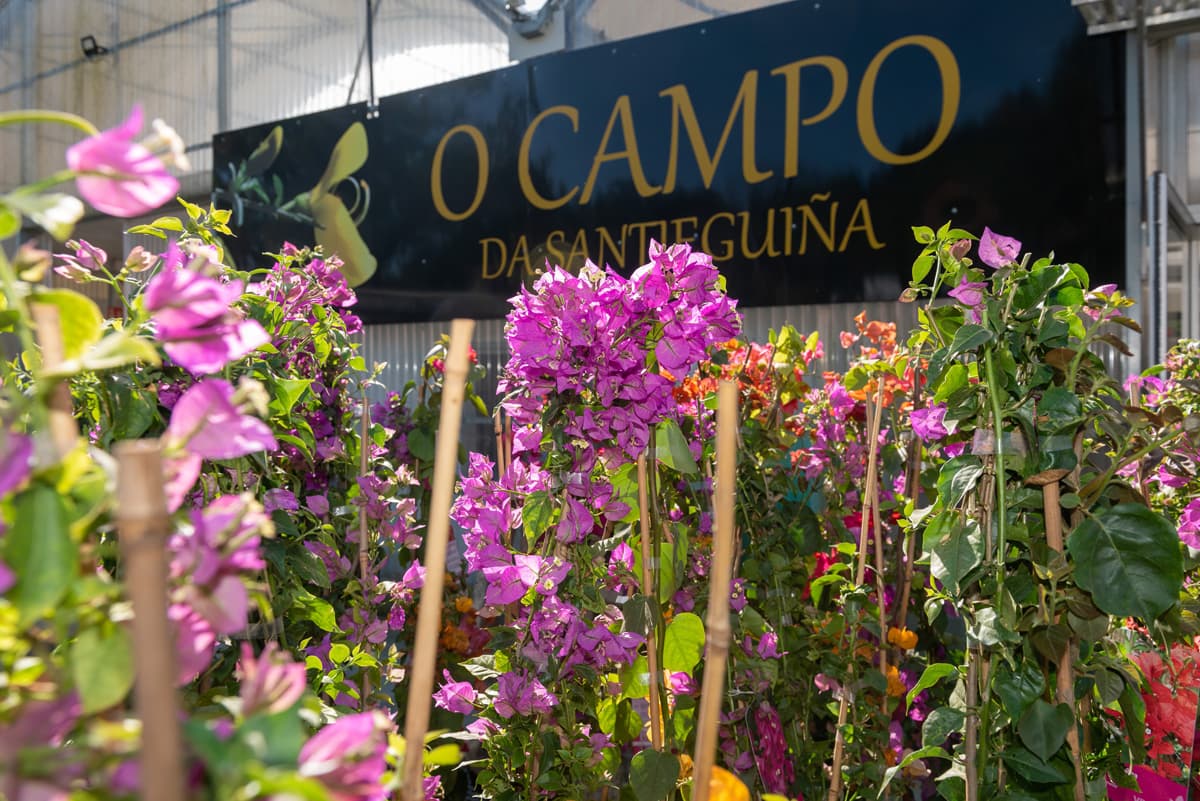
<box><xmin>217</xmin><ymin>0</ymin><xmax>231</xmax><ymax>132</ymax></box>
<box><xmin>365</xmin><ymin>0</ymin><xmax>378</xmax><ymax>116</ymax></box>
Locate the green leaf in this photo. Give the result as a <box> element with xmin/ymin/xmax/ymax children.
<box><xmin>947</xmin><ymin>324</ymin><xmax>993</xmax><ymax>359</ymax></box>
<box><xmin>44</xmin><ymin>329</ymin><xmax>162</xmax><ymax>378</ymax></box>
<box><xmin>619</xmin><ymin>655</ymin><xmax>650</xmax><ymax>699</ymax></box>
<box><xmin>150</xmin><ymin>216</ymin><xmax>185</xmax><ymax>232</ymax></box>
<box><xmin>933</xmin><ymin>363</ymin><xmax>968</xmax><ymax>404</ymax></box>
<box><xmin>523</xmin><ymin>491</ymin><xmax>555</xmax><ymax>539</ymax></box>
<box><xmin>1017</xmin><ymin>700</ymin><xmax>1073</xmax><ymax>762</ymax></box>
<box><xmin>662</xmin><ymin>612</ymin><xmax>705</xmax><ymax>675</ymax></box>
<box><xmin>1067</xmin><ymin>504</ymin><xmax>1183</xmax><ymax>621</ymax></box>
<box><xmin>655</xmin><ymin>419</ymin><xmax>698</xmax><ymax>476</ymax></box>
<box><xmin>623</xmin><ymin>593</ymin><xmax>658</xmax><ymax>637</ymax></box>
<box><xmin>630</xmin><ymin>749</ymin><xmax>680</xmax><ymax>801</ymax></box>
<box><xmin>993</xmin><ymin>661</ymin><xmax>1044</xmax><ymax>718</ymax></box>
<box><xmin>912</xmin><ymin>253</ymin><xmax>935</xmax><ymax>284</ymax></box>
<box><xmin>31</xmin><ymin>289</ymin><xmax>103</xmax><ymax>362</ymax></box>
<box><xmin>425</xmin><ymin>742</ymin><xmax>462</xmax><ymax>767</ymax></box>
<box><xmin>268</xmin><ymin>378</ymin><xmax>311</xmax><ymax>417</ymax></box>
<box><xmin>1001</xmin><ymin>746</ymin><xmax>1072</xmax><ymax>785</ymax></box>
<box><xmin>879</xmin><ymin>746</ymin><xmax>949</xmax><ymax>797</ymax></box>
<box><xmin>290</xmin><ymin>587</ymin><xmax>340</xmax><ymax>631</ymax></box>
<box><xmin>922</xmin><ymin>707</ymin><xmax>964</xmax><ymax>749</ymax></box>
<box><xmin>0</xmin><ymin>202</ymin><xmax>18</xmax><ymax>238</ymax></box>
<box><xmin>5</xmin><ymin>485</ymin><xmax>77</xmax><ymax>625</ymax></box>
<box><xmin>936</xmin><ymin>456</ymin><xmax>984</xmax><ymax>508</ymax></box>
<box><xmin>906</xmin><ymin>663</ymin><xmax>959</xmax><ymax>707</ymax></box>
<box><xmin>1118</xmin><ymin>679</ymin><xmax>1146</xmax><ymax>763</ymax></box>
<box><xmin>239</xmin><ymin>707</ymin><xmax>308</xmax><ymax>766</ymax></box>
<box><xmin>71</xmin><ymin>625</ymin><xmax>134</xmax><ymax>713</ymax></box>
<box><xmin>930</xmin><ymin>518</ymin><xmax>983</xmax><ymax>595</ymax></box>
<box><xmin>408</xmin><ymin>428</ymin><xmax>434</xmax><ymax>461</ymax></box>
<box><xmin>912</xmin><ymin>226</ymin><xmax>935</xmax><ymax>244</ymax></box>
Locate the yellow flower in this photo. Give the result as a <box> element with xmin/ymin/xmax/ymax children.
<box><xmin>887</xmin><ymin>626</ymin><xmax>918</xmax><ymax>650</ymax></box>
<box><xmin>709</xmin><ymin>766</ymin><xmax>750</xmax><ymax>801</ymax></box>
<box><xmin>886</xmin><ymin>665</ymin><xmax>907</xmax><ymax>698</ymax></box>
<box><xmin>454</xmin><ymin>595</ymin><xmax>474</xmax><ymax>614</ymax></box>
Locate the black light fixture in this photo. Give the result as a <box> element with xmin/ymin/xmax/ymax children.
<box><xmin>80</xmin><ymin>35</ymin><xmax>109</xmax><ymax>59</ymax></box>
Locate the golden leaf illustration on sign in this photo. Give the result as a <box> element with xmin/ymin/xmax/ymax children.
<box><xmin>310</xmin><ymin>122</ymin><xmax>376</xmax><ymax>287</ymax></box>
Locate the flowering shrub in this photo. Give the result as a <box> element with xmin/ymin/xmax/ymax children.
<box><xmin>0</xmin><ymin>108</ymin><xmax>473</xmax><ymax>801</ymax></box>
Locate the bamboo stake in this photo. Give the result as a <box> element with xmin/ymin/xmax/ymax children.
<box><xmin>1036</xmin><ymin>474</ymin><xmax>1085</xmax><ymax>801</ymax></box>
<box><xmin>493</xmin><ymin>409</ymin><xmax>506</xmax><ymax>476</ymax></box>
<box><xmin>115</xmin><ymin>440</ymin><xmax>184</xmax><ymax>801</ymax></box>
<box><xmin>964</xmin><ymin>653</ymin><xmax>980</xmax><ymax>801</ymax></box>
<box><xmin>828</xmin><ymin>386</ymin><xmax>886</xmax><ymax>801</ymax></box>
<box><xmin>868</xmin><ymin>387</ymin><xmax>890</xmax><ymax>709</ymax></box>
<box><xmin>692</xmin><ymin>381</ymin><xmax>738</xmax><ymax>801</ymax></box>
<box><xmin>30</xmin><ymin>303</ymin><xmax>77</xmax><ymax>458</ymax></box>
<box><xmin>637</xmin><ymin>453</ymin><xmax>664</xmax><ymax>750</ymax></box>
<box><xmin>402</xmin><ymin>319</ymin><xmax>475</xmax><ymax>801</ymax></box>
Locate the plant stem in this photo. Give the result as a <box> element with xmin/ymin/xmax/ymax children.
<box><xmin>0</xmin><ymin>109</ymin><xmax>99</xmax><ymax>136</ymax></box>
<box><xmin>983</xmin><ymin>349</ymin><xmax>1008</xmax><ymax>596</ymax></box>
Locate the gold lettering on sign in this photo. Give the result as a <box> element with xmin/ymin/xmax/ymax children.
<box><xmin>596</xmin><ymin>225</ymin><xmax>626</xmax><ymax>269</ymax></box>
<box><xmin>431</xmin><ymin>124</ymin><xmax>489</xmax><ymax>221</ymax></box>
<box><xmin>659</xmin><ymin>70</ymin><xmax>773</xmax><ymax>193</ymax></box>
<box><xmin>770</xmin><ymin>56</ymin><xmax>849</xmax><ymax>179</ymax></box>
<box><xmin>480</xmin><ymin>237</ymin><xmax>507</xmax><ymax>278</ymax></box>
<box><xmin>857</xmin><ymin>35</ymin><xmax>960</xmax><ymax>165</ymax></box>
<box><xmin>519</xmin><ymin>105</ymin><xmax>581</xmax><ymax>210</ymax></box>
<box><xmin>580</xmin><ymin>95</ymin><xmax>661</xmax><ymax>205</ymax></box>
<box><xmin>701</xmin><ymin>212</ymin><xmax>736</xmax><ymax>261</ymax></box>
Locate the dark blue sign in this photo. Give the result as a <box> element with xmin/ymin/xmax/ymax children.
<box><xmin>213</xmin><ymin>0</ymin><xmax>1125</xmax><ymax>324</ymax></box>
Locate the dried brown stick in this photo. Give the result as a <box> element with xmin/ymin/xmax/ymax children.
<box><xmin>115</xmin><ymin>440</ymin><xmax>185</xmax><ymax>801</ymax></box>
<box><xmin>692</xmin><ymin>381</ymin><xmax>738</xmax><ymax>801</ymax></box>
<box><xmin>402</xmin><ymin>319</ymin><xmax>475</xmax><ymax>801</ymax></box>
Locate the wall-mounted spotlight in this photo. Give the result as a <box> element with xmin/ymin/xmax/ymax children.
<box><xmin>80</xmin><ymin>35</ymin><xmax>110</xmax><ymax>59</ymax></box>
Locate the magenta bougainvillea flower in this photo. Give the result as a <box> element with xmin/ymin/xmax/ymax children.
<box><xmin>432</xmin><ymin>669</ymin><xmax>477</xmax><ymax>714</ymax></box>
<box><xmin>0</xmin><ymin>431</ymin><xmax>32</xmax><ymax>498</ymax></box>
<box><xmin>164</xmin><ymin>379</ymin><xmax>276</xmax><ymax>461</ymax></box>
<box><xmin>947</xmin><ymin>278</ymin><xmax>987</xmax><ymax>323</ymax></box>
<box><xmin>1177</xmin><ymin>498</ymin><xmax>1200</xmax><ymax>549</ymax></box>
<box><xmin>910</xmin><ymin>403</ymin><xmax>950</xmax><ymax>441</ymax></box>
<box><xmin>0</xmin><ymin>561</ymin><xmax>13</xmax><ymax>595</ymax></box>
<box><xmin>52</xmin><ymin>239</ymin><xmax>108</xmax><ymax>281</ymax></box>
<box><xmin>297</xmin><ymin>711</ymin><xmax>390</xmax><ymax>801</ymax></box>
<box><xmin>66</xmin><ymin>104</ymin><xmax>178</xmax><ymax>217</ymax></box>
<box><xmin>144</xmin><ymin>244</ymin><xmax>269</xmax><ymax>375</ymax></box>
<box><xmin>237</xmin><ymin>642</ymin><xmax>306</xmax><ymax>716</ymax></box>
<box><xmin>977</xmin><ymin>227</ymin><xmax>1022</xmax><ymax>269</ymax></box>
<box><xmin>494</xmin><ymin>671</ymin><xmax>558</xmax><ymax>719</ymax></box>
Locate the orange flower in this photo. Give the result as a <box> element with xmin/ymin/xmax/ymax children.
<box><xmin>887</xmin><ymin>627</ymin><xmax>918</xmax><ymax>650</ymax></box>
<box><xmin>709</xmin><ymin>766</ymin><xmax>750</xmax><ymax>801</ymax></box>
<box><xmin>886</xmin><ymin>665</ymin><xmax>907</xmax><ymax>697</ymax></box>
<box><xmin>454</xmin><ymin>595</ymin><xmax>474</xmax><ymax>614</ymax></box>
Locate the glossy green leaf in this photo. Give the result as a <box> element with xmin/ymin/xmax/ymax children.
<box><xmin>43</xmin><ymin>329</ymin><xmax>162</xmax><ymax>378</ymax></box>
<box><xmin>1017</xmin><ymin>700</ymin><xmax>1073</xmax><ymax>762</ymax></box>
<box><xmin>922</xmin><ymin>707</ymin><xmax>964</xmax><ymax>749</ymax></box>
<box><xmin>523</xmin><ymin>491</ymin><xmax>554</xmax><ymax>539</ymax></box>
<box><xmin>240</xmin><ymin>707</ymin><xmax>308</xmax><ymax>766</ymax></box>
<box><xmin>655</xmin><ymin>419</ymin><xmax>698</xmax><ymax>475</ymax></box>
<box><xmin>630</xmin><ymin>748</ymin><xmax>679</xmax><ymax>801</ymax></box>
<box><xmin>993</xmin><ymin>661</ymin><xmax>1044</xmax><ymax>718</ymax></box>
<box><xmin>1001</xmin><ymin>746</ymin><xmax>1072</xmax><ymax>785</ymax></box>
<box><xmin>1067</xmin><ymin>504</ymin><xmax>1183</xmax><ymax>621</ymax></box>
<box><xmin>930</xmin><ymin>518</ymin><xmax>983</xmax><ymax>595</ymax></box>
<box><xmin>71</xmin><ymin>625</ymin><xmax>134</xmax><ymax>713</ymax></box>
<box><xmin>947</xmin><ymin>324</ymin><xmax>992</xmax><ymax>359</ymax></box>
<box><xmin>936</xmin><ymin>456</ymin><xmax>984</xmax><ymax>508</ymax></box>
<box><xmin>619</xmin><ymin>655</ymin><xmax>650</xmax><ymax>699</ymax></box>
<box><xmin>662</xmin><ymin>612</ymin><xmax>704</xmax><ymax>675</ymax></box>
<box><xmin>407</xmin><ymin>428</ymin><xmax>434</xmax><ymax>461</ymax></box>
<box><xmin>906</xmin><ymin>663</ymin><xmax>959</xmax><ymax>707</ymax></box>
<box><xmin>268</xmin><ymin>378</ymin><xmax>311</xmax><ymax>417</ymax></box>
<box><xmin>289</xmin><ymin>586</ymin><xmax>339</xmax><ymax>632</ymax></box>
<box><xmin>879</xmin><ymin>746</ymin><xmax>949</xmax><ymax>798</ymax></box>
<box><xmin>933</xmin><ymin>363</ymin><xmax>968</xmax><ymax>404</ymax></box>
<box><xmin>32</xmin><ymin>289</ymin><xmax>103</xmax><ymax>362</ymax></box>
<box><xmin>5</xmin><ymin>485</ymin><xmax>77</xmax><ymax>625</ymax></box>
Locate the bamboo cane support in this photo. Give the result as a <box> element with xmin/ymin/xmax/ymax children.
<box><xmin>494</xmin><ymin>410</ymin><xmax>506</xmax><ymax>476</ymax></box>
<box><xmin>867</xmin><ymin>387</ymin><xmax>890</xmax><ymax>708</ymax></box>
<box><xmin>637</xmin><ymin>453</ymin><xmax>664</xmax><ymax>750</ymax></box>
<box><xmin>114</xmin><ymin>440</ymin><xmax>184</xmax><ymax>801</ymax></box>
<box><xmin>828</xmin><ymin>387</ymin><xmax>886</xmax><ymax>801</ymax></box>
<box><xmin>964</xmin><ymin>653</ymin><xmax>979</xmax><ymax>801</ymax></box>
<box><xmin>402</xmin><ymin>319</ymin><xmax>475</xmax><ymax>801</ymax></box>
<box><xmin>30</xmin><ymin>303</ymin><xmax>78</xmax><ymax>458</ymax></box>
<box><xmin>692</xmin><ymin>381</ymin><xmax>738</xmax><ymax>801</ymax></box>
<box><xmin>1041</xmin><ymin>479</ymin><xmax>1085</xmax><ymax>801</ymax></box>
